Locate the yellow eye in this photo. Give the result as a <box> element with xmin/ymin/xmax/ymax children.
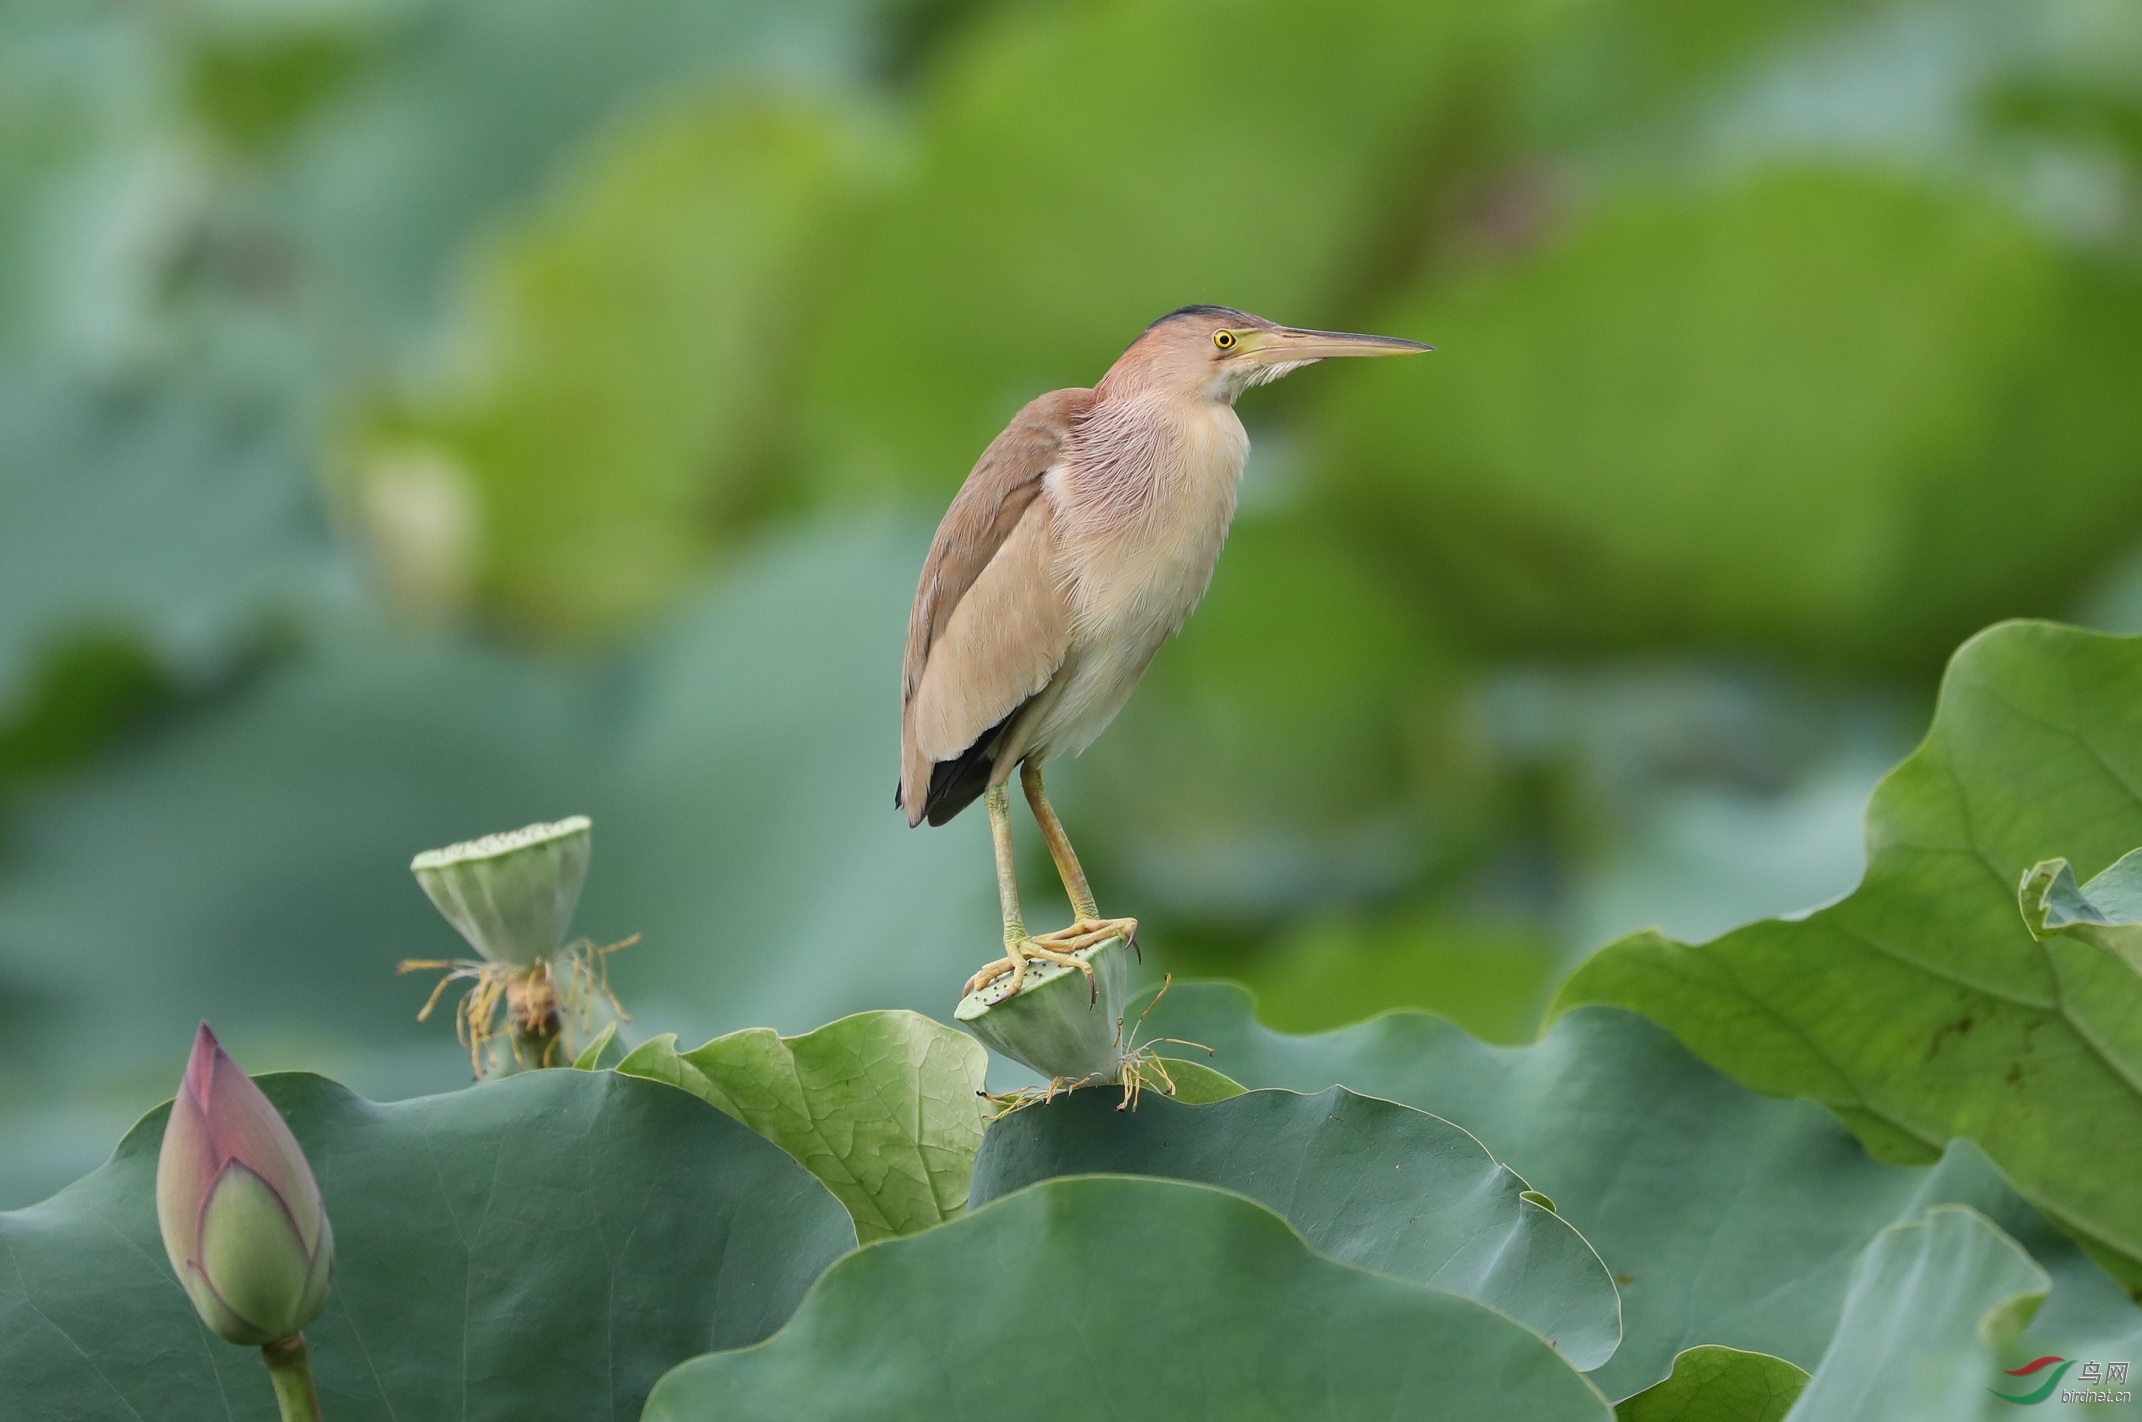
<box><xmin>1213</xmin><ymin>330</ymin><xmax>1237</xmax><ymax>351</ymax></box>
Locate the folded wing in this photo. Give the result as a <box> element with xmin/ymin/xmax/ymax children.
<box><xmin>899</xmin><ymin>388</ymin><xmax>1090</xmax><ymax>827</ymax></box>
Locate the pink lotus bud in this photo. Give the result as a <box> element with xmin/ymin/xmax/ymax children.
<box><xmin>155</xmin><ymin>1024</ymin><xmax>335</xmax><ymax>1346</ymax></box>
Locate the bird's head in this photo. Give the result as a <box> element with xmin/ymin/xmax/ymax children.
<box><xmin>1100</xmin><ymin>305</ymin><xmax>1430</xmax><ymax>405</ymax></box>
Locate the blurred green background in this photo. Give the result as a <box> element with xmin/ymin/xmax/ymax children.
<box><xmin>3</xmin><ymin>0</ymin><xmax>2138</xmax><ymax>1206</ymax></box>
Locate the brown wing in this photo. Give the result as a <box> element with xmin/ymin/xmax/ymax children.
<box><xmin>899</xmin><ymin>387</ymin><xmax>1091</xmax><ymax>826</ymax></box>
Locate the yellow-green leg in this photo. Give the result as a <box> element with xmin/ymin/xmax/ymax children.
<box><xmin>962</xmin><ymin>782</ymin><xmax>1100</xmax><ymax>1000</ymax></box>
<box><xmin>1021</xmin><ymin>761</ymin><xmax>1139</xmax><ymax>958</ymax></box>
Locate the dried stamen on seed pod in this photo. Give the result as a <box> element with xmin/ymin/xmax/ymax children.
<box><xmin>964</xmin><ymin>947</ymin><xmax>1210</xmax><ymax>1117</ymax></box>
<box><xmin>397</xmin><ymin>935</ymin><xmax>635</xmax><ymax>1077</ymax></box>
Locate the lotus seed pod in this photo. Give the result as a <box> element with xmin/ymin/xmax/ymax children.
<box><xmin>156</xmin><ymin>1024</ymin><xmax>335</xmax><ymax>1346</ymax></box>
<box><xmin>955</xmin><ymin>936</ymin><xmax>1134</xmax><ymax>1082</ymax></box>
<box><xmin>411</xmin><ymin>816</ymin><xmax>591</xmax><ymax>966</ymax></box>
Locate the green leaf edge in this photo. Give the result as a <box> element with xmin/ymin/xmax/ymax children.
<box><xmin>616</xmin><ymin>1008</ymin><xmax>990</xmax><ymax>1243</ymax></box>
<box><xmin>1555</xmin><ymin>618</ymin><xmax>2142</xmax><ymax>1294</ymax></box>
<box><xmin>640</xmin><ymin>1173</ymin><xmax>1616</xmax><ymax>1420</ymax></box>
<box><xmin>1614</xmin><ymin>1344</ymin><xmax>1809</xmax><ymax>1422</ymax></box>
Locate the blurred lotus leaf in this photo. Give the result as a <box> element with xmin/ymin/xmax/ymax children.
<box><xmin>270</xmin><ymin>0</ymin><xmax>880</xmax><ymax>353</ymax></box>
<box><xmin>0</xmin><ymin>4</ymin><xmax>341</xmax><ymax>716</ymax></box>
<box><xmin>1071</xmin><ymin>518</ymin><xmax>1462</xmax><ymax>921</ymax></box>
<box><xmin>800</xmin><ymin>0</ymin><xmax>1522</xmax><ymax>498</ymax></box>
<box><xmin>0</xmin><ymin>0</ymin><xmax>884</xmax><ymax>728</ymax></box>
<box><xmin>1781</xmin><ymin>1207</ymin><xmax>2047</xmax><ymax>1422</ymax></box>
<box><xmin>1195</xmin><ymin>907</ymin><xmax>1561</xmax><ymax>1043</ymax></box>
<box><xmin>1325</xmin><ymin>169</ymin><xmax>2142</xmax><ymax>671</ymax></box>
<box><xmin>1526</xmin><ymin>0</ymin><xmax>1857</xmax><ymax>149</ymax></box>
<box><xmin>0</xmin><ymin>372</ymin><xmax>335</xmax><ymax>716</ymax></box>
<box><xmin>357</xmin><ymin>96</ymin><xmax>874</xmax><ymax>634</ymax></box>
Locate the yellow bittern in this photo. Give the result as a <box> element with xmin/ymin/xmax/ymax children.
<box><xmin>897</xmin><ymin>306</ymin><xmax>1429</xmax><ymax>999</ymax></box>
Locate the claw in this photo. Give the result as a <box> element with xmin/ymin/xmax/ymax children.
<box><xmin>962</xmin><ymin>933</ymin><xmax>1100</xmax><ymax>1002</ymax></box>
<box><xmin>962</xmin><ymin>953</ymin><xmax>1023</xmax><ymax>998</ymax></box>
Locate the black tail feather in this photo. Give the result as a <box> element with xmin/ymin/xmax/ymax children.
<box><xmin>903</xmin><ymin>704</ymin><xmax>1022</xmax><ymax>827</ymax></box>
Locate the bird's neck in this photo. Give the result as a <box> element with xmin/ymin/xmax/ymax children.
<box><xmin>1067</xmin><ymin>392</ymin><xmax>1248</xmax><ymax>530</ymax></box>
<box><xmin>1052</xmin><ymin>392</ymin><xmax>1249</xmax><ymax>657</ymax></box>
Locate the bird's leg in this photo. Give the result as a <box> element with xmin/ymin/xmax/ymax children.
<box><xmin>962</xmin><ymin>783</ymin><xmax>1098</xmax><ymax>1000</ymax></box>
<box><xmin>1021</xmin><ymin>762</ymin><xmax>1140</xmax><ymax>957</ymax></box>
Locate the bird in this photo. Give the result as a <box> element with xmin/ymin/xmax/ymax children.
<box><xmin>897</xmin><ymin>305</ymin><xmax>1429</xmax><ymax>1000</ymax></box>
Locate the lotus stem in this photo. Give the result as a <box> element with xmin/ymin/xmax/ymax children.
<box><xmin>261</xmin><ymin>1334</ymin><xmax>324</xmax><ymax>1422</ymax></box>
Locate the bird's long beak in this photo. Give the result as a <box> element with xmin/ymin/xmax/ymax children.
<box><xmin>1244</xmin><ymin>326</ymin><xmax>1432</xmax><ymax>364</ymax></box>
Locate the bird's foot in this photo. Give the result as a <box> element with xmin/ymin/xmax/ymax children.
<box><xmin>963</xmin><ymin>934</ymin><xmax>1103</xmax><ymax>1001</ymax></box>
<box><xmin>1032</xmin><ymin>916</ymin><xmax>1140</xmax><ymax>961</ymax></box>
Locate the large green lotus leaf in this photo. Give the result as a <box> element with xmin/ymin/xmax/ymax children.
<box><xmin>642</xmin><ymin>1175</ymin><xmax>1612</xmax><ymax>1421</ymax></box>
<box><xmin>616</xmin><ymin>1009</ymin><xmax>990</xmax><ymax>1243</ymax></box>
<box><xmin>1323</xmin><ymin>171</ymin><xmax>2142</xmax><ymax>670</ymax></box>
<box><xmin>1135</xmin><ymin>984</ymin><xmax>2142</xmax><ymax>1400</ymax></box>
<box><xmin>800</xmin><ymin>0</ymin><xmax>1515</xmax><ymax>498</ymax></box>
<box><xmin>362</xmin><ymin>95</ymin><xmax>870</xmax><ymax>636</ymax></box>
<box><xmin>1614</xmin><ymin>1346</ymin><xmax>1807</xmax><ymax>1422</ymax></box>
<box><xmin>969</xmin><ymin>1085</ymin><xmax>1622</xmax><ymax>1369</ymax></box>
<box><xmin>1560</xmin><ymin>621</ymin><xmax>2142</xmax><ymax>1287</ymax></box>
<box><xmin>0</xmin><ymin>522</ymin><xmax>996</xmax><ymax>1208</ymax></box>
<box><xmin>0</xmin><ymin>1067</ymin><xmax>854</xmax><ymax>1421</ymax></box>
<box><xmin>1784</xmin><ymin>1207</ymin><xmax>2046</xmax><ymax>1422</ymax></box>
